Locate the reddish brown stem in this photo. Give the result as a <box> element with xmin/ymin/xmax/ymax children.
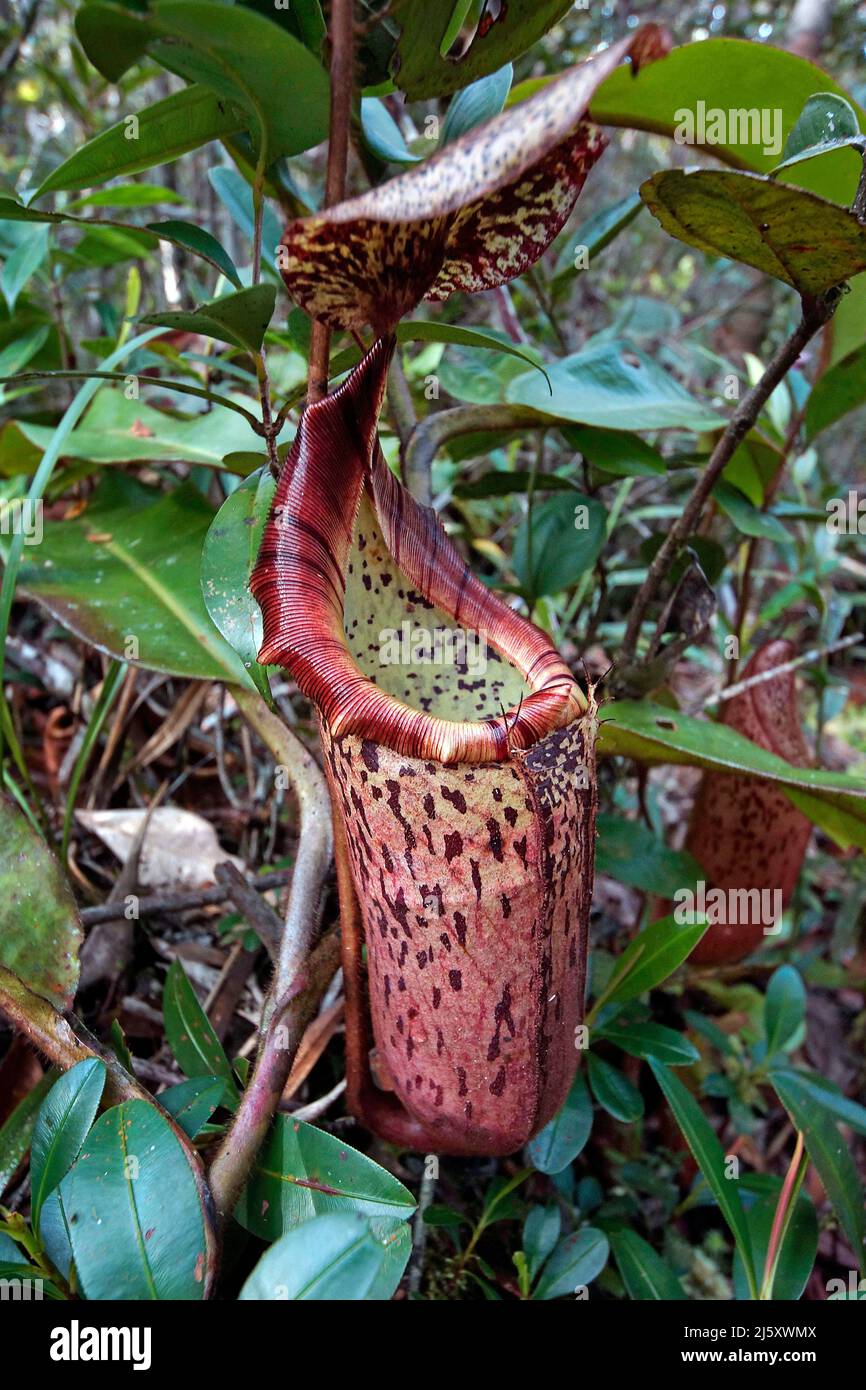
<box><xmin>761</xmin><ymin>1132</ymin><xmax>806</xmax><ymax>1299</ymax></box>
<box><xmin>306</xmin><ymin>0</ymin><xmax>355</xmax><ymax>405</ymax></box>
<box><xmin>620</xmin><ymin>294</ymin><xmax>838</xmax><ymax>673</ymax></box>
<box><xmin>727</xmin><ymin>399</ymin><xmax>808</xmax><ymax>684</ymax></box>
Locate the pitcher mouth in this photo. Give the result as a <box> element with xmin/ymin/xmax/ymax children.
<box><xmin>250</xmin><ymin>336</ymin><xmax>586</xmax><ymax>765</ymax></box>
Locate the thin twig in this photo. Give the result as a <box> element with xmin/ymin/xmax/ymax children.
<box><xmin>290</xmin><ymin>1077</ymin><xmax>346</xmax><ymax>1123</ymax></box>
<box><xmin>79</xmin><ymin>867</ymin><xmax>293</xmax><ymax>925</ymax></box>
<box><xmin>207</xmin><ymin>932</ymin><xmax>340</xmax><ymax>1219</ymax></box>
<box><xmin>727</xmin><ymin>397</ymin><xmax>809</xmax><ymax>683</ymax></box>
<box><xmin>214</xmin><ymin>860</ymin><xmax>283</xmax><ymax>962</ymax></box>
<box><xmin>702</xmin><ymin>633</ymin><xmax>863</xmax><ymax>711</ymax></box>
<box><xmin>619</xmin><ymin>293</ymin><xmax>840</xmax><ymax>671</ymax></box>
<box><xmin>407</xmin><ymin>1162</ymin><xmax>438</xmax><ymax>1296</ymax></box>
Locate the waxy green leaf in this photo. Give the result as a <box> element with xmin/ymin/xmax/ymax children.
<box><xmin>61</xmin><ymin>1099</ymin><xmax>211</xmax><ymax>1300</ymax></box>
<box><xmin>641</xmin><ymin>169</ymin><xmax>866</xmax><ymax>295</ymax></box>
<box><xmin>30</xmin><ymin>1059</ymin><xmax>105</xmax><ymax>1233</ymax></box>
<box><xmin>239</xmin><ymin>1212</ymin><xmax>412</xmax><ymax>1300</ymax></box>
<box><xmin>236</xmin><ymin>1115</ymin><xmax>416</xmax><ymax>1240</ymax></box>
<box><xmin>11</xmin><ymin>474</ymin><xmax>254</xmax><ymax>687</ymax></box>
<box><xmin>141</xmin><ymin>285</ymin><xmax>276</xmax><ymax>354</ymax></box>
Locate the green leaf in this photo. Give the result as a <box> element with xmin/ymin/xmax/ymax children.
<box><xmin>553</xmin><ymin>192</ymin><xmax>644</xmax><ymax>279</ymax></box>
<box><xmin>512</xmin><ymin>492</ymin><xmax>607</xmax><ymax>599</ymax></box>
<box><xmin>162</xmin><ymin>960</ymin><xmax>239</xmax><ymax>1107</ymax></box>
<box><xmin>201</xmin><ymin>467</ymin><xmax>275</xmax><ymax>702</ymax></box>
<box><xmin>158</xmin><ymin>1076</ymin><xmax>225</xmax><ymax>1139</ymax></box>
<box><xmin>591</xmin><ymin>38</ymin><xmax>865</xmax><ymax>203</ymax></box>
<box><xmin>526</xmin><ymin>1074</ymin><xmax>593</xmax><ymax>1175</ymax></box>
<box><xmin>713</xmin><ymin>479</ymin><xmax>790</xmax><ymax>543</ymax></box>
<box><xmin>17</xmin><ymin>389</ymin><xmax>267</xmax><ymax>469</ymax></box>
<box><xmin>596</xmin><ymin>1019</ymin><xmax>699</xmax><ymax>1067</ymax></box>
<box><xmin>235</xmin><ymin>1115</ymin><xmax>416</xmax><ymax>1240</ymax></box>
<box><xmin>650</xmin><ymin>1060</ymin><xmax>757</xmax><ymax>1297</ymax></box>
<box><xmin>10</xmin><ymin>474</ymin><xmax>254</xmax><ymax>687</ymax></box>
<box><xmin>764</xmin><ymin>965</ymin><xmax>806</xmax><ymax>1056</ymax></box>
<box><xmin>398</xmin><ymin>319</ymin><xmax>549</xmax><ymax>384</ymax></box>
<box><xmin>60</xmin><ymin>1099</ymin><xmax>210</xmax><ymax>1300</ymax></box>
<box><xmin>146</xmin><ymin>220</ymin><xmax>241</xmax><ymax>288</ymax></box>
<box><xmin>770</xmin><ymin>1068</ymin><xmax>866</xmax><ymax>1268</ymax></box>
<box><xmin>561</xmin><ymin>424</ymin><xmax>665</xmax><ymax>478</ymax></box>
<box><xmin>391</xmin><ymin>0</ymin><xmax>571</xmax><ymax>99</ymax></box>
<box><xmin>141</xmin><ymin>284</ymin><xmax>275</xmax><ymax>354</ymax></box>
<box><xmin>1</xmin><ymin>225</ymin><xmax>49</xmax><ymax>312</ymax></box>
<box><xmin>0</xmin><ymin>797</ymin><xmax>82</xmax><ymax>1008</ymax></box>
<box><xmin>640</xmin><ymin>169</ymin><xmax>866</xmax><ymax>296</ymax></box>
<box><xmin>238</xmin><ymin>1212</ymin><xmax>412</xmax><ymax>1300</ymax></box>
<box><xmin>770</xmin><ymin>1068</ymin><xmax>866</xmax><ymax>1138</ymax></box>
<box><xmin>76</xmin><ymin>2</ymin><xmax>331</xmax><ymax>161</ymax></box>
<box><xmin>38</xmin><ymin>1189</ymin><xmax>74</xmax><ymax>1280</ymax></box>
<box><xmin>32</xmin><ymin>86</ymin><xmax>245</xmax><ymax>199</ymax></box>
<box><xmin>732</xmin><ymin>1189</ymin><xmax>817</xmax><ymax>1301</ymax></box>
<box><xmin>610</xmin><ymin>1228</ymin><xmax>686</xmax><ymax>1299</ymax></box>
<box><xmin>75</xmin><ymin>0</ymin><xmax>150</xmax><ymax>79</ymax></box>
<box><xmin>507</xmin><ymin>339</ymin><xmax>723</xmax><ymax>432</ymax></box>
<box><xmin>0</xmin><ymin>1072</ymin><xmax>53</xmax><ymax>1199</ymax></box>
<box><xmin>441</xmin><ymin>64</ymin><xmax>512</xmax><ymax>145</ymax></box>
<box><xmin>361</xmin><ymin>98</ymin><xmax>421</xmax><ymax>166</ymax></box>
<box><xmin>595</xmin><ymin>813</ymin><xmax>701</xmax><ymax>897</ymax></box>
<box><xmin>587</xmin><ymin>1052</ymin><xmax>644</xmax><ymax>1123</ymax></box>
<box><xmin>532</xmin><ymin>1227</ymin><xmax>609</xmax><ymax>1299</ymax></box>
<box><xmin>67</xmin><ymin>184</ymin><xmax>188</xmax><ymax>211</ymax></box>
<box><xmin>0</xmin><ymin>1233</ymin><xmax>27</xmax><ymax>1264</ymax></box>
<box><xmin>522</xmin><ymin>1203</ymin><xmax>561</xmax><ymax>1283</ymax></box>
<box><xmin>602</xmin><ymin>917</ymin><xmax>707</xmax><ymax>1010</ymax></box>
<box><xmin>805</xmin><ymin>342</ymin><xmax>866</xmax><ymax>439</ymax></box>
<box><xmin>0</xmin><ymin>325</ymin><xmax>49</xmax><ymax>385</ymax></box>
<box><xmin>776</xmin><ymin>93</ymin><xmax>863</xmax><ymax>173</ymax></box>
<box><xmin>30</xmin><ymin>1059</ymin><xmax>105</xmax><ymax>1233</ymax></box>
<box><xmin>599</xmin><ymin>700</ymin><xmax>866</xmax><ymax>849</ymax></box>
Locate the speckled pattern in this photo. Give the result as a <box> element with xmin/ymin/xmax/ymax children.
<box><xmin>250</xmin><ymin>333</ymin><xmax>600</xmax><ymax>1153</ymax></box>
<box><xmin>276</xmin><ymin>26</ymin><xmax>670</xmax><ymax>330</ymax></box>
<box><xmin>324</xmin><ymin>702</ymin><xmax>597</xmax><ymax>1155</ymax></box>
<box><xmin>687</xmin><ymin>640</ymin><xmax>813</xmax><ymax>966</ymax></box>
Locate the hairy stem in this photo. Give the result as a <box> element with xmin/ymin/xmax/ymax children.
<box><xmin>619</xmin><ymin>293</ymin><xmax>839</xmax><ymax>672</ymax></box>
<box><xmin>0</xmin><ymin>965</ymin><xmax>147</xmax><ymax>1105</ymax></box>
<box><xmin>207</xmin><ymin>932</ymin><xmax>340</xmax><ymax>1220</ymax></box>
<box><xmin>306</xmin><ymin>0</ymin><xmax>354</xmax><ymax>405</ymax></box>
